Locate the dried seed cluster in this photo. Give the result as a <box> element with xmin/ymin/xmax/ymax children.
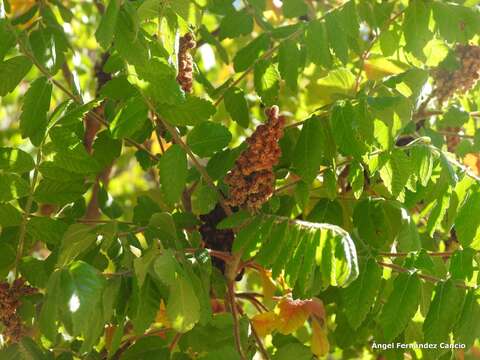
<box><xmin>433</xmin><ymin>44</ymin><xmax>480</xmax><ymax>104</ymax></box>
<box><xmin>0</xmin><ymin>279</ymin><xmax>37</xmax><ymax>343</ymax></box>
<box><xmin>177</xmin><ymin>33</ymin><xmax>196</xmax><ymax>93</ymax></box>
<box><xmin>199</xmin><ymin>205</ymin><xmax>239</xmax><ymax>278</ymax></box>
<box><xmin>225</xmin><ymin>106</ymin><xmax>285</xmax><ymax>211</ymax></box>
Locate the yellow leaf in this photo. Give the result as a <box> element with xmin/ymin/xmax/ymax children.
<box><xmin>364</xmin><ymin>58</ymin><xmax>405</xmax><ymax>81</ymax></box>
<box><xmin>251</xmin><ymin>311</ymin><xmax>278</xmax><ymax>337</ymax></box>
<box><xmin>275</xmin><ymin>298</ymin><xmax>310</xmax><ymax>334</ymax></box>
<box><xmin>463</xmin><ymin>153</ymin><xmax>480</xmax><ymax>176</ymax></box>
<box><xmin>260</xmin><ymin>269</ymin><xmax>277</xmax><ymax>301</ymax></box>
<box><xmin>311</xmin><ymin>318</ymin><xmax>329</xmax><ymax>357</ymax></box>
<box><xmin>155</xmin><ymin>300</ymin><xmax>171</xmax><ymax>327</ymax></box>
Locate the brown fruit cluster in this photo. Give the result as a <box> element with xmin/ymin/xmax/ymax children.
<box><xmin>445</xmin><ymin>126</ymin><xmax>461</xmax><ymax>152</ymax></box>
<box><xmin>177</xmin><ymin>33</ymin><xmax>196</xmax><ymax>93</ymax></box>
<box><xmin>199</xmin><ymin>205</ymin><xmax>243</xmax><ymax>280</ymax></box>
<box><xmin>0</xmin><ymin>278</ymin><xmax>37</xmax><ymax>343</ymax></box>
<box><xmin>432</xmin><ymin>44</ymin><xmax>480</xmax><ymax>104</ymax></box>
<box><xmin>225</xmin><ymin>106</ymin><xmax>285</xmax><ymax>211</ymax></box>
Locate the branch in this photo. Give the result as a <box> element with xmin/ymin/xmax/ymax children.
<box><xmin>9</xmin><ymin>20</ymin><xmax>159</xmax><ymax>162</ymax></box>
<box><xmin>377</xmin><ymin>261</ymin><xmax>473</xmax><ymax>290</ymax></box>
<box><xmin>378</xmin><ymin>251</ymin><xmax>457</xmax><ymax>258</ymax></box>
<box><xmin>143</xmin><ymin>99</ymin><xmax>232</xmax><ymax>215</ymax></box>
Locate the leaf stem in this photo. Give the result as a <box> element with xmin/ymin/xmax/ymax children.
<box><xmin>227</xmin><ymin>280</ymin><xmax>247</xmax><ymax>360</ymax></box>
<box><xmin>377</xmin><ymin>261</ymin><xmax>473</xmax><ymax>290</ymax></box>
<box><xmin>14</xmin><ymin>148</ymin><xmax>42</xmax><ymax>278</ymax></box>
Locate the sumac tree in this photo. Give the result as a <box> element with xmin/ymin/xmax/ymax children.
<box><xmin>1</xmin><ymin>0</ymin><xmax>480</xmax><ymax>359</ymax></box>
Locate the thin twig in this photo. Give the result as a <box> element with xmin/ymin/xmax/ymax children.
<box><xmin>14</xmin><ymin>149</ymin><xmax>42</xmax><ymax>278</ymax></box>
<box><xmin>168</xmin><ymin>332</ymin><xmax>182</xmax><ymax>352</ymax></box>
<box><xmin>213</xmin><ymin>26</ymin><xmax>305</xmax><ymax>107</ymax></box>
<box><xmin>227</xmin><ymin>281</ymin><xmax>247</xmax><ymax>360</ymax></box>
<box><xmin>237</xmin><ymin>305</ymin><xmax>271</xmax><ymax>360</ymax></box>
<box><xmin>10</xmin><ymin>20</ymin><xmax>159</xmax><ymax>162</ymax></box>
<box><xmin>377</xmin><ymin>261</ymin><xmax>473</xmax><ymax>289</ymax></box>
<box><xmin>353</xmin><ymin>9</ymin><xmax>405</xmax><ymax>93</ymax></box>
<box><xmin>144</xmin><ymin>103</ymin><xmax>232</xmax><ymax>215</ymax></box>
<box><xmin>378</xmin><ymin>251</ymin><xmax>456</xmax><ymax>258</ymax></box>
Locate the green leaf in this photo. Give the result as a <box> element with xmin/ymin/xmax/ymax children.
<box><xmin>330</xmin><ymin>102</ymin><xmax>368</xmax><ymax>159</ymax></box>
<box><xmin>282</xmin><ymin>0</ymin><xmax>308</xmax><ymax>18</ymax></box>
<box><xmin>232</xmin><ymin>216</ymin><xmax>264</xmax><ymax>253</ymax></box>
<box><xmin>92</xmin><ymin>130</ymin><xmax>123</xmax><ymax>168</ymax></box>
<box><xmin>153</xmin><ymin>249</ymin><xmax>178</xmax><ymax>286</ymax></box>
<box><xmin>0</xmin><ymin>203</ymin><xmax>22</xmax><ymax>227</ymax></box>
<box><xmin>306</xmin><ymin>20</ymin><xmax>332</xmax><ymax>68</ymax></box>
<box><xmin>0</xmin><ymin>173</ymin><xmax>30</xmax><ymax>202</ymax></box>
<box><xmin>432</xmin><ymin>2</ymin><xmax>480</xmax><ymax>44</ymax></box>
<box><xmin>353</xmin><ymin>198</ymin><xmax>395</xmax><ymax>249</ymax></box>
<box><xmin>256</xmin><ymin>220</ymin><xmax>289</xmax><ymax>267</ymax></box>
<box><xmin>191</xmin><ymin>181</ymin><xmax>218</xmax><ymax>215</ymax></box>
<box><xmin>278</xmin><ymin>39</ymin><xmax>302</xmax><ymax>91</ymax></box>
<box><xmin>132</xmin><ymin>276</ymin><xmax>163</xmax><ymax>334</ymax></box>
<box><xmin>121</xmin><ymin>337</ymin><xmax>169</xmax><ymax>360</ymax></box>
<box><xmin>27</xmin><ymin>217</ymin><xmax>68</xmax><ymax>245</ymax></box>
<box><xmin>57</xmin><ymin>224</ymin><xmax>97</xmax><ymax>266</ymax></box>
<box><xmin>403</xmin><ymin>0</ymin><xmax>432</xmax><ymax>59</ymax></box>
<box><xmin>449</xmin><ymin>248</ymin><xmax>475</xmax><ymax>280</ymax></box>
<box><xmin>224</xmin><ymin>87</ymin><xmax>249</xmax><ymax>128</ymax></box>
<box><xmin>29</xmin><ymin>26</ymin><xmax>68</xmax><ymax>74</ymax></box>
<box><xmin>219</xmin><ymin>9</ymin><xmax>254</xmax><ymax>39</ymax></box>
<box><xmin>159</xmin><ymin>144</ymin><xmax>188</xmax><ymax>204</ymax></box>
<box><xmin>379</xmin><ymin>149</ymin><xmax>413</xmax><ymax>200</ymax></box>
<box><xmin>0</xmin><ymin>243</ymin><xmax>15</xmax><ymax>277</ymax></box>
<box><xmin>380</xmin><ymin>273</ymin><xmax>421</xmax><ymax>342</ymax></box>
<box><xmin>313</xmin><ymin>68</ymin><xmax>355</xmax><ymax>106</ymax></box>
<box><xmin>317</xmin><ymin>227</ymin><xmax>359</xmax><ymax>287</ymax></box>
<box><xmin>273</xmin><ymin>342</ymin><xmax>311</xmax><ymax>360</ymax></box>
<box><xmin>0</xmin><ymin>337</ymin><xmax>47</xmax><ymax>360</ymax></box>
<box><xmin>110</xmin><ymin>97</ymin><xmax>149</xmax><ymax>139</ymax></box>
<box><xmin>292</xmin><ymin>117</ymin><xmax>331</xmax><ymax>183</ymax></box>
<box><xmin>341</xmin><ymin>258</ymin><xmax>382</xmax><ymax>329</ymax></box>
<box><xmin>136</xmin><ymin>58</ymin><xmax>184</xmax><ymax>106</ymax></box>
<box><xmin>254</xmin><ymin>60</ymin><xmax>280</xmax><ymax>106</ymax></box>
<box><xmin>0</xmin><ymin>20</ymin><xmax>15</xmax><ymax>60</ymax></box>
<box><xmin>0</xmin><ymin>56</ymin><xmax>32</xmax><ymax>97</ymax></box>
<box><xmin>114</xmin><ymin>8</ymin><xmax>149</xmax><ymax>67</ymax></box>
<box><xmin>411</xmin><ymin>145</ymin><xmax>434</xmax><ymax>187</ymax></box>
<box><xmin>187</xmin><ymin>121</ymin><xmax>232</xmax><ymax>157</ymax></box>
<box><xmin>307</xmin><ymin>198</ymin><xmax>343</xmax><ymax>226</ymax></box>
<box><xmin>95</xmin><ymin>0</ymin><xmax>121</xmax><ymax>49</ymax></box>
<box><xmin>62</xmin><ymin>261</ymin><xmax>106</xmax><ymax>337</ymax></box>
<box><xmin>39</xmin><ymin>270</ymin><xmax>62</xmax><ymax>341</ymax></box>
<box><xmin>0</xmin><ymin>147</ymin><xmax>35</xmax><ymax>173</ymax></box>
<box><xmin>455</xmin><ymin>191</ymin><xmax>480</xmax><ymax>248</ymax></box>
<box><xmin>157</xmin><ymin>96</ymin><xmax>216</xmax><ymax>126</ymax></box>
<box><xmin>454</xmin><ymin>290</ymin><xmax>480</xmax><ymax>349</ymax></box>
<box><xmin>19</xmin><ymin>77</ymin><xmax>52</xmax><ymax>146</ymax></box>
<box><xmin>216</xmin><ymin>210</ymin><xmax>251</xmax><ymax>229</ymax></box>
<box><xmin>285</xmin><ymin>229</ymin><xmax>309</xmax><ymax>288</ymax></box>
<box><xmin>423</xmin><ymin>280</ymin><xmax>465</xmax><ymax>345</ymax></box>
<box><xmin>167</xmin><ymin>275</ymin><xmax>201</xmax><ymax>333</ymax></box>
<box><xmin>99</xmin><ymin>76</ymin><xmax>138</xmax><ymax>101</ymax></box>
<box><xmin>233</xmin><ymin>34</ymin><xmax>270</xmax><ymax>72</ymax></box>
<box><xmin>53</xmin><ymin>144</ymin><xmax>102</xmax><ymax>174</ymax></box>
<box><xmin>149</xmin><ymin>212</ymin><xmax>179</xmax><ymax>249</ymax></box>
